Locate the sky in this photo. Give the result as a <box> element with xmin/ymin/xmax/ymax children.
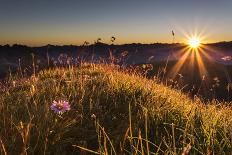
<box><xmin>0</xmin><ymin>0</ymin><xmax>232</xmax><ymax>46</ymax></box>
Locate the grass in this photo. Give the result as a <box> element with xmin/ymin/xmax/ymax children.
<box><xmin>0</xmin><ymin>63</ymin><xmax>232</xmax><ymax>154</ymax></box>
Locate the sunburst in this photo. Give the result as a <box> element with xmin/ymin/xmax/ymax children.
<box><xmin>188</xmin><ymin>38</ymin><xmax>201</xmax><ymax>48</ymax></box>
<box><xmin>169</xmin><ymin>33</ymin><xmax>208</xmax><ymax>79</ymax></box>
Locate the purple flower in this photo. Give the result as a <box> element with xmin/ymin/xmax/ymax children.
<box><xmin>51</xmin><ymin>100</ymin><xmax>70</xmax><ymax>114</ymax></box>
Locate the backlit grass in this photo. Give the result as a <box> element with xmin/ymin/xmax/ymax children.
<box><xmin>0</xmin><ymin>63</ymin><xmax>232</xmax><ymax>154</ymax></box>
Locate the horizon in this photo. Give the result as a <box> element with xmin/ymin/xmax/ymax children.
<box><xmin>1</xmin><ymin>0</ymin><xmax>232</xmax><ymax>46</ymax></box>
<box><xmin>1</xmin><ymin>40</ymin><xmax>232</xmax><ymax>47</ymax></box>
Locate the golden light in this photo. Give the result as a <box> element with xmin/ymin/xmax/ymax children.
<box><xmin>188</xmin><ymin>38</ymin><xmax>201</xmax><ymax>48</ymax></box>
<box><xmin>168</xmin><ymin>33</ymin><xmax>208</xmax><ymax>79</ymax></box>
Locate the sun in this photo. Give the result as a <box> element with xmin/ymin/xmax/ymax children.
<box><xmin>188</xmin><ymin>38</ymin><xmax>201</xmax><ymax>48</ymax></box>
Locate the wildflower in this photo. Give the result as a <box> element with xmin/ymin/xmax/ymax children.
<box><xmin>51</xmin><ymin>100</ymin><xmax>70</xmax><ymax>114</ymax></box>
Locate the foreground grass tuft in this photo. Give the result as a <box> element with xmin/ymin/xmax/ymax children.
<box><xmin>0</xmin><ymin>63</ymin><xmax>232</xmax><ymax>154</ymax></box>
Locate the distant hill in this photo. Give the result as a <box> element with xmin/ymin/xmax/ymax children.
<box><xmin>1</xmin><ymin>41</ymin><xmax>232</xmax><ymax>67</ymax></box>
<box><xmin>1</xmin><ymin>42</ymin><xmax>185</xmax><ymax>77</ymax></box>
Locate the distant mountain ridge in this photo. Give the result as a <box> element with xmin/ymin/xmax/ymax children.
<box><xmin>1</xmin><ymin>41</ymin><xmax>232</xmax><ymax>78</ymax></box>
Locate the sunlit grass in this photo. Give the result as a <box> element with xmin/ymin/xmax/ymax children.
<box><xmin>0</xmin><ymin>63</ymin><xmax>232</xmax><ymax>154</ymax></box>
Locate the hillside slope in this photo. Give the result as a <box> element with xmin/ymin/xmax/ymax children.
<box><xmin>0</xmin><ymin>63</ymin><xmax>232</xmax><ymax>154</ymax></box>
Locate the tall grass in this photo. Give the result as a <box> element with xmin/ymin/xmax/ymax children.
<box><xmin>0</xmin><ymin>63</ymin><xmax>232</xmax><ymax>154</ymax></box>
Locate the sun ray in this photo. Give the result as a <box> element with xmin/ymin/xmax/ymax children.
<box><xmin>195</xmin><ymin>48</ymin><xmax>208</xmax><ymax>77</ymax></box>
<box><xmin>199</xmin><ymin>47</ymin><xmax>213</xmax><ymax>61</ymax></box>
<box><xmin>168</xmin><ymin>48</ymin><xmax>191</xmax><ymax>78</ymax></box>
<box><xmin>189</xmin><ymin>48</ymin><xmax>195</xmax><ymax>68</ymax></box>
<box><xmin>169</xmin><ymin>32</ymin><xmax>207</xmax><ymax>80</ymax></box>
<box><xmin>201</xmin><ymin>44</ymin><xmax>225</xmax><ymax>58</ymax></box>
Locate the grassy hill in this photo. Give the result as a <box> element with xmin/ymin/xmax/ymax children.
<box><xmin>0</xmin><ymin>63</ymin><xmax>232</xmax><ymax>154</ymax></box>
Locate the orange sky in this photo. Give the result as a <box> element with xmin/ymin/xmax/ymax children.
<box><xmin>1</xmin><ymin>0</ymin><xmax>232</xmax><ymax>46</ymax></box>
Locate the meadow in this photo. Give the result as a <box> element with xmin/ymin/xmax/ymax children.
<box><xmin>0</xmin><ymin>62</ymin><xmax>232</xmax><ymax>154</ymax></box>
